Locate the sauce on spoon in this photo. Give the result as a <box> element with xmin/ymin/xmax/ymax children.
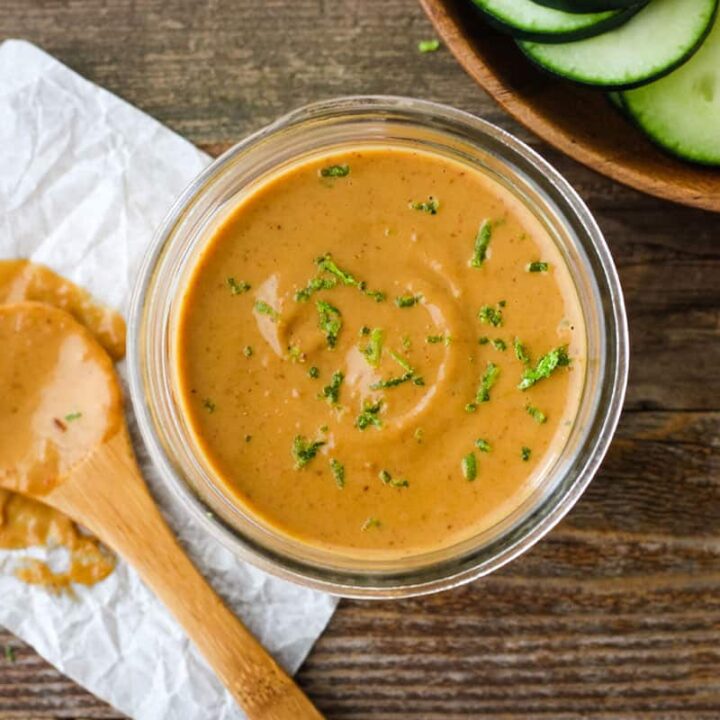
<box><xmin>0</xmin><ymin>263</ymin><xmax>125</xmax><ymax>591</ymax></box>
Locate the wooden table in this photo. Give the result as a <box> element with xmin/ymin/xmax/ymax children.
<box><xmin>1</xmin><ymin>1</ymin><xmax>719</xmax><ymax>717</ymax></box>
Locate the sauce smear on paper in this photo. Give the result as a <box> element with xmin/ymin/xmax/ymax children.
<box><xmin>0</xmin><ymin>260</ymin><xmax>125</xmax><ymax>360</ymax></box>
<box><xmin>0</xmin><ymin>490</ymin><xmax>114</xmax><ymax>592</ymax></box>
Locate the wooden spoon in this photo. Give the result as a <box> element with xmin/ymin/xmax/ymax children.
<box><xmin>0</xmin><ymin>302</ymin><xmax>323</xmax><ymax>720</ymax></box>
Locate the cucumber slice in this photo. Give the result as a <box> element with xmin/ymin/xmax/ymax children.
<box><xmin>519</xmin><ymin>0</ymin><xmax>718</xmax><ymax>89</ymax></box>
<box><xmin>622</xmin><ymin>11</ymin><xmax>720</xmax><ymax>165</ymax></box>
<box><xmin>532</xmin><ymin>0</ymin><xmax>642</xmax><ymax>11</ymax></box>
<box><xmin>471</xmin><ymin>0</ymin><xmax>645</xmax><ymax>42</ymax></box>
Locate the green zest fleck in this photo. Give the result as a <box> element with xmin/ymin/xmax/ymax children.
<box><xmin>317</xmin><ymin>254</ymin><xmax>356</xmax><ymax>285</ymax></box>
<box><xmin>287</xmin><ymin>345</ymin><xmax>305</xmax><ymax>363</ymax></box>
<box><xmin>418</xmin><ymin>38</ymin><xmax>440</xmax><ymax>53</ymax></box>
<box><xmin>363</xmin><ymin>327</ymin><xmax>384</xmax><ymax>368</ymax></box>
<box><xmin>254</xmin><ymin>299</ymin><xmax>279</xmax><ymax>321</ymax></box>
<box><xmin>316</xmin><ymin>299</ymin><xmax>343</xmax><ymax>348</ymax></box>
<box><xmin>461</xmin><ymin>452</ymin><xmax>477</xmax><ymax>481</ymax></box>
<box><xmin>427</xmin><ymin>334</ymin><xmax>449</xmax><ymax>345</ymax></box>
<box><xmin>395</xmin><ymin>293</ymin><xmax>422</xmax><ymax>308</ymax></box>
<box><xmin>414</xmin><ymin>427</ymin><xmax>424</xmax><ymax>443</ymax></box>
<box><xmin>330</xmin><ymin>458</ymin><xmax>345</xmax><ymax>488</ymax></box>
<box><xmin>478</xmin><ymin>336</ymin><xmax>489</xmax><ymax>346</ymax></box>
<box><xmin>321</xmin><ymin>371</ymin><xmax>344</xmax><ymax>405</ymax></box>
<box><xmin>401</xmin><ymin>335</ymin><xmax>412</xmax><ymax>350</ymax></box>
<box><xmin>389</xmin><ymin>350</ymin><xmax>413</xmax><ymax>374</ymax></box>
<box><xmin>465</xmin><ymin>402</ymin><xmax>478</xmax><ymax>413</ymax></box>
<box><xmin>527</xmin><ymin>261</ymin><xmax>549</xmax><ymax>273</ymax></box>
<box><xmin>320</xmin><ymin>164</ymin><xmax>350</xmax><ymax>178</ymax></box>
<box><xmin>361</xmin><ymin>516</ymin><xmax>381</xmax><ymax>531</ymax></box>
<box><xmin>372</xmin><ymin>350</ymin><xmax>424</xmax><ymax>390</ymax></box>
<box><xmin>410</xmin><ymin>196</ymin><xmax>439</xmax><ymax>214</ymax></box>
<box><xmin>518</xmin><ymin>346</ymin><xmax>570</xmax><ymax>390</ymax></box>
<box><xmin>295</xmin><ymin>275</ymin><xmax>337</xmax><ymax>302</ymax></box>
<box><xmin>475</xmin><ymin>438</ymin><xmax>491</xmax><ymax>453</ymax></box>
<box><xmin>521</xmin><ymin>446</ymin><xmax>532</xmax><ymax>462</ymax></box>
<box><xmin>476</xmin><ymin>362</ymin><xmax>500</xmax><ymax>404</ymax></box>
<box><xmin>359</xmin><ymin>326</ymin><xmax>371</xmax><ymax>336</ymax></box>
<box><xmin>292</xmin><ymin>434</ymin><xmax>326</xmax><ymax>469</ymax></box>
<box><xmin>379</xmin><ymin>469</ymin><xmax>409</xmax><ymax>488</ymax></box>
<box><xmin>470</xmin><ymin>219</ymin><xmax>492</xmax><ymax>268</ymax></box>
<box><xmin>514</xmin><ymin>337</ymin><xmax>530</xmax><ymax>365</ymax></box>
<box><xmin>526</xmin><ymin>404</ymin><xmax>547</xmax><ymax>424</ymax></box>
<box><xmin>243</xmin><ymin>345</ymin><xmax>253</xmax><ymax>358</ymax></box>
<box><xmin>308</xmin><ymin>366</ymin><xmax>320</xmax><ymax>379</ymax></box>
<box><xmin>226</xmin><ymin>277</ymin><xmax>251</xmax><ymax>295</ymax></box>
<box><xmin>316</xmin><ymin>253</ymin><xmax>385</xmax><ymax>302</ymax></box>
<box><xmin>363</xmin><ymin>289</ymin><xmax>386</xmax><ymax>302</ymax></box>
<box><xmin>478</xmin><ymin>304</ymin><xmax>503</xmax><ymax>327</ymax></box>
<box><xmin>203</xmin><ymin>398</ymin><xmax>216</xmax><ymax>414</ymax></box>
<box><xmin>370</xmin><ymin>373</ymin><xmax>417</xmax><ymax>390</ymax></box>
<box><xmin>64</xmin><ymin>411</ymin><xmax>82</xmax><ymax>422</ymax></box>
<box><xmin>356</xmin><ymin>400</ymin><xmax>383</xmax><ymax>430</ymax></box>
<box><xmin>491</xmin><ymin>338</ymin><xmax>507</xmax><ymax>351</ymax></box>
<box><xmin>3</xmin><ymin>646</ymin><xmax>15</xmax><ymax>663</ymax></box>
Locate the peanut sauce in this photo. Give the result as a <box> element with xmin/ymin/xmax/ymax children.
<box><xmin>175</xmin><ymin>147</ymin><xmax>586</xmax><ymax>558</ymax></box>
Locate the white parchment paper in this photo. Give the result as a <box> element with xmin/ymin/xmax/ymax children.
<box><xmin>0</xmin><ymin>39</ymin><xmax>338</xmax><ymax>719</ymax></box>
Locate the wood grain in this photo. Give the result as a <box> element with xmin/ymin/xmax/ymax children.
<box><xmin>1</xmin><ymin>1</ymin><xmax>719</xmax><ymax>718</ymax></box>
<box><xmin>419</xmin><ymin>0</ymin><xmax>720</xmax><ymax>212</ymax></box>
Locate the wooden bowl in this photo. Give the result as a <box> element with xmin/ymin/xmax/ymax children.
<box><xmin>419</xmin><ymin>0</ymin><xmax>720</xmax><ymax>212</ymax></box>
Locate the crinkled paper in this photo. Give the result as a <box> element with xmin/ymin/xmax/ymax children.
<box><xmin>0</xmin><ymin>39</ymin><xmax>337</xmax><ymax>720</ymax></box>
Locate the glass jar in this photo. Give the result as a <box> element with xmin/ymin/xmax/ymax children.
<box><xmin>128</xmin><ymin>96</ymin><xmax>628</xmax><ymax>598</ymax></box>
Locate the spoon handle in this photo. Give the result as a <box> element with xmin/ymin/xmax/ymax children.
<box><xmin>49</xmin><ymin>430</ymin><xmax>323</xmax><ymax>720</ymax></box>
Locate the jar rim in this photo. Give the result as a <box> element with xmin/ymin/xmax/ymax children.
<box><xmin>127</xmin><ymin>96</ymin><xmax>629</xmax><ymax>598</ymax></box>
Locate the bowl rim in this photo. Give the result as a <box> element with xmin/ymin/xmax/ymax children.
<box><xmin>127</xmin><ymin>95</ymin><xmax>629</xmax><ymax>599</ymax></box>
<box><xmin>418</xmin><ymin>0</ymin><xmax>720</xmax><ymax>213</ymax></box>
